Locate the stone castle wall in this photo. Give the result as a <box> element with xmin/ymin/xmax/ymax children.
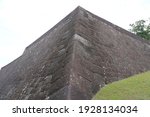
<box><xmin>0</xmin><ymin>6</ymin><xmax>150</xmax><ymax>99</ymax></box>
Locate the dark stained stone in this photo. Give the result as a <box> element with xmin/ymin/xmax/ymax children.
<box><xmin>0</xmin><ymin>6</ymin><xmax>150</xmax><ymax>100</ymax></box>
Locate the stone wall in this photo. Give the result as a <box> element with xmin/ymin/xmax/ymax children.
<box><xmin>0</xmin><ymin>7</ymin><xmax>77</xmax><ymax>99</ymax></box>
<box><xmin>0</xmin><ymin>6</ymin><xmax>150</xmax><ymax>99</ymax></box>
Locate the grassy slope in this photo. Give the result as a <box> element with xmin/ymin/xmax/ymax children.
<box><xmin>93</xmin><ymin>71</ymin><xmax>150</xmax><ymax>100</ymax></box>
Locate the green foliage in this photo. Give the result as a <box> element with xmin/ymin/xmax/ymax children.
<box><xmin>93</xmin><ymin>71</ymin><xmax>150</xmax><ymax>100</ymax></box>
<box><xmin>129</xmin><ymin>19</ymin><xmax>150</xmax><ymax>40</ymax></box>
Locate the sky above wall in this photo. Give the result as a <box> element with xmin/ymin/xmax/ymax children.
<box><xmin>0</xmin><ymin>0</ymin><xmax>150</xmax><ymax>68</ymax></box>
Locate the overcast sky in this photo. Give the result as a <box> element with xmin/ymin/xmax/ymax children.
<box><xmin>0</xmin><ymin>0</ymin><xmax>149</xmax><ymax>68</ymax></box>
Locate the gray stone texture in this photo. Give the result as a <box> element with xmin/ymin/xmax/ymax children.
<box><xmin>0</xmin><ymin>6</ymin><xmax>150</xmax><ymax>99</ymax></box>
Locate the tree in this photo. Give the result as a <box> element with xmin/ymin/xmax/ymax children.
<box><xmin>129</xmin><ymin>19</ymin><xmax>150</xmax><ymax>40</ymax></box>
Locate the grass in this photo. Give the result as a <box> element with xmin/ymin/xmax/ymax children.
<box><xmin>93</xmin><ymin>71</ymin><xmax>150</xmax><ymax>100</ymax></box>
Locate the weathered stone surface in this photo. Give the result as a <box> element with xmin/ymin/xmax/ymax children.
<box><xmin>0</xmin><ymin>6</ymin><xmax>150</xmax><ymax>100</ymax></box>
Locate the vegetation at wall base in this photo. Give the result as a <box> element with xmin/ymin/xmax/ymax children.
<box><xmin>93</xmin><ymin>71</ymin><xmax>150</xmax><ymax>100</ymax></box>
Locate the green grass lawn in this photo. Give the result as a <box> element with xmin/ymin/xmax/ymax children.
<box><xmin>93</xmin><ymin>71</ymin><xmax>150</xmax><ymax>100</ymax></box>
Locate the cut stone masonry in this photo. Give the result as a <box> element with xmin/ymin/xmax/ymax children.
<box><xmin>0</xmin><ymin>6</ymin><xmax>150</xmax><ymax>99</ymax></box>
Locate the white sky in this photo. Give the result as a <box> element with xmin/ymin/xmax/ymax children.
<box><xmin>0</xmin><ymin>0</ymin><xmax>150</xmax><ymax>68</ymax></box>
